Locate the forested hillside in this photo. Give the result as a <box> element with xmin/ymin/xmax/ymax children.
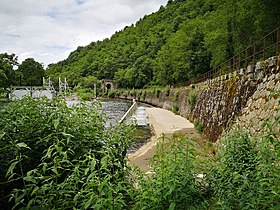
<box><xmin>46</xmin><ymin>0</ymin><xmax>280</xmax><ymax>89</ymax></box>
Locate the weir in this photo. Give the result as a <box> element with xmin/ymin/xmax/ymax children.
<box><xmin>9</xmin><ymin>86</ymin><xmax>56</xmax><ymax>100</ymax></box>
<box><xmin>119</xmin><ymin>99</ymin><xmax>148</xmax><ymax>127</ymax></box>
<box><xmin>8</xmin><ymin>77</ymin><xmax>68</xmax><ymax>100</ymax></box>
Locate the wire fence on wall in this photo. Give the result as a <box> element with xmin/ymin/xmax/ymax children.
<box><xmin>186</xmin><ymin>27</ymin><xmax>280</xmax><ymax>85</ymax></box>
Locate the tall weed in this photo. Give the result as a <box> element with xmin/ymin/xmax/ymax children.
<box><xmin>134</xmin><ymin>133</ymin><xmax>209</xmax><ymax>210</ymax></box>
<box><xmin>0</xmin><ymin>97</ymin><xmax>136</xmax><ymax>209</ymax></box>
<box><xmin>211</xmin><ymin>122</ymin><xmax>280</xmax><ymax>209</ymax></box>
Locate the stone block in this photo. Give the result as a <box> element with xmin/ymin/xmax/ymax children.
<box><xmin>247</xmin><ymin>64</ymin><xmax>255</xmax><ymax>73</ymax></box>
<box><xmin>275</xmin><ymin>73</ymin><xmax>280</xmax><ymax>81</ymax></box>
<box><xmin>256</xmin><ymin>71</ymin><xmax>265</xmax><ymax>82</ymax></box>
<box><xmin>276</xmin><ymin>81</ymin><xmax>280</xmax><ymax>90</ymax></box>
<box><xmin>268</xmin><ymin>56</ymin><xmax>277</xmax><ymax>67</ymax></box>
<box><xmin>266</xmin><ymin>80</ymin><xmax>275</xmax><ymax>90</ymax></box>
<box><xmin>263</xmin><ymin>75</ymin><xmax>268</xmax><ymax>82</ymax></box>
<box><xmin>257</xmin><ymin>83</ymin><xmax>265</xmax><ymax>90</ymax></box>
<box><xmin>268</xmin><ymin>74</ymin><xmax>275</xmax><ymax>81</ymax></box>
<box><xmin>255</xmin><ymin>61</ymin><xmax>263</xmax><ymax>71</ymax></box>
<box><xmin>224</xmin><ymin>74</ymin><xmax>229</xmax><ymax>80</ymax></box>
<box><xmin>247</xmin><ymin>73</ymin><xmax>254</xmax><ymax>80</ymax></box>
<box><xmin>239</xmin><ymin>68</ymin><xmax>245</xmax><ymax>75</ymax></box>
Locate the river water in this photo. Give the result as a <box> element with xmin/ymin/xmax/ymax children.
<box><xmin>67</xmin><ymin>99</ymin><xmax>132</xmax><ymax>127</ymax></box>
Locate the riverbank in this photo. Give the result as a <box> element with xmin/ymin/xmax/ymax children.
<box><xmin>128</xmin><ymin>107</ymin><xmax>206</xmax><ymax>172</ymax></box>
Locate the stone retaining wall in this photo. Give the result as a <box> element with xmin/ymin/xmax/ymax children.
<box><xmin>122</xmin><ymin>56</ymin><xmax>280</xmax><ymax>142</ymax></box>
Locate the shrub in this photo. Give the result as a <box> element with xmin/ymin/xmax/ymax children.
<box><xmin>172</xmin><ymin>103</ymin><xmax>179</xmax><ymax>115</ymax></box>
<box><xmin>173</xmin><ymin>90</ymin><xmax>179</xmax><ymax>101</ymax></box>
<box><xmin>0</xmin><ymin>97</ymin><xmax>136</xmax><ymax>209</ymax></box>
<box><xmin>165</xmin><ymin>85</ymin><xmax>171</xmax><ymax>97</ymax></box>
<box><xmin>210</xmin><ymin>126</ymin><xmax>280</xmax><ymax>209</ymax></box>
<box><xmin>107</xmin><ymin>89</ymin><xmax>116</xmax><ymax>98</ymax></box>
<box><xmin>140</xmin><ymin>90</ymin><xmax>146</xmax><ymax>101</ymax></box>
<box><xmin>155</xmin><ymin>88</ymin><xmax>161</xmax><ymax>98</ymax></box>
<box><xmin>134</xmin><ymin>133</ymin><xmax>209</xmax><ymax>210</ymax></box>
<box><xmin>130</xmin><ymin>89</ymin><xmax>136</xmax><ymax>97</ymax></box>
<box><xmin>194</xmin><ymin>120</ymin><xmax>203</xmax><ymax>133</ymax></box>
<box><xmin>79</xmin><ymin>92</ymin><xmax>94</xmax><ymax>100</ymax></box>
<box><xmin>76</xmin><ymin>88</ymin><xmax>94</xmax><ymax>100</ymax></box>
<box><xmin>186</xmin><ymin>90</ymin><xmax>197</xmax><ymax>111</ymax></box>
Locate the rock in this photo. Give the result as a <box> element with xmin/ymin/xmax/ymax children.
<box><xmin>275</xmin><ymin>73</ymin><xmax>280</xmax><ymax>81</ymax></box>
<box><xmin>263</xmin><ymin>75</ymin><xmax>268</xmax><ymax>82</ymax></box>
<box><xmin>276</xmin><ymin>81</ymin><xmax>280</xmax><ymax>90</ymax></box>
<box><xmin>253</xmin><ymin>121</ymin><xmax>260</xmax><ymax>132</ymax></box>
<box><xmin>247</xmin><ymin>64</ymin><xmax>255</xmax><ymax>73</ymax></box>
<box><xmin>255</xmin><ymin>61</ymin><xmax>263</xmax><ymax>71</ymax></box>
<box><xmin>269</xmin><ymin>56</ymin><xmax>277</xmax><ymax>67</ymax></box>
<box><xmin>268</xmin><ymin>74</ymin><xmax>275</xmax><ymax>81</ymax></box>
<box><xmin>239</xmin><ymin>68</ymin><xmax>245</xmax><ymax>75</ymax></box>
<box><xmin>266</xmin><ymin>80</ymin><xmax>275</xmax><ymax>90</ymax></box>
<box><xmin>252</xmin><ymin>92</ymin><xmax>258</xmax><ymax>100</ymax></box>
<box><xmin>256</xmin><ymin>71</ymin><xmax>265</xmax><ymax>82</ymax></box>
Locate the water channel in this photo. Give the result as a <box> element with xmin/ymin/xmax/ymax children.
<box><xmin>66</xmin><ymin>99</ymin><xmax>132</xmax><ymax>127</ymax></box>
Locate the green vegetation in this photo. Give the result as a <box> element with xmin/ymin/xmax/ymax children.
<box><xmin>173</xmin><ymin>90</ymin><xmax>179</xmax><ymax>101</ymax></box>
<box><xmin>0</xmin><ymin>53</ymin><xmax>45</xmax><ymax>98</ymax></box>
<box><xmin>155</xmin><ymin>88</ymin><xmax>161</xmax><ymax>98</ymax></box>
<box><xmin>0</xmin><ymin>97</ymin><xmax>279</xmax><ymax>209</ymax></box>
<box><xmin>18</xmin><ymin>58</ymin><xmax>45</xmax><ymax>86</ymax></box>
<box><xmin>133</xmin><ymin>133</ymin><xmax>210</xmax><ymax>210</ymax></box>
<box><xmin>210</xmin><ymin>129</ymin><xmax>279</xmax><ymax>209</ymax></box>
<box><xmin>74</xmin><ymin>87</ymin><xmax>94</xmax><ymax>100</ymax></box>
<box><xmin>165</xmin><ymin>85</ymin><xmax>171</xmax><ymax>97</ymax></box>
<box><xmin>194</xmin><ymin>120</ymin><xmax>204</xmax><ymax>133</ymax></box>
<box><xmin>0</xmin><ymin>53</ymin><xmax>19</xmax><ymax>90</ymax></box>
<box><xmin>172</xmin><ymin>103</ymin><xmax>180</xmax><ymax>115</ymax></box>
<box><xmin>0</xmin><ymin>98</ymin><xmax>135</xmax><ymax>209</ymax></box>
<box><xmin>186</xmin><ymin>89</ymin><xmax>197</xmax><ymax>111</ymax></box>
<box><xmin>45</xmin><ymin>0</ymin><xmax>279</xmax><ymax>89</ymax></box>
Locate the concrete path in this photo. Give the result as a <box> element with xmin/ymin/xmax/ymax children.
<box><xmin>128</xmin><ymin>107</ymin><xmax>195</xmax><ymax>172</ymax></box>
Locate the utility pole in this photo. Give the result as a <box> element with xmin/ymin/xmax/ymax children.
<box><xmin>94</xmin><ymin>83</ymin><xmax>97</xmax><ymax>98</ymax></box>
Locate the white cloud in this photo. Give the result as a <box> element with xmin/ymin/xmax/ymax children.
<box><xmin>0</xmin><ymin>0</ymin><xmax>168</xmax><ymax>67</ymax></box>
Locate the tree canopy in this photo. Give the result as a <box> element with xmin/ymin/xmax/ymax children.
<box><xmin>0</xmin><ymin>53</ymin><xmax>18</xmax><ymax>89</ymax></box>
<box><xmin>32</xmin><ymin>0</ymin><xmax>280</xmax><ymax>88</ymax></box>
<box><xmin>18</xmin><ymin>58</ymin><xmax>45</xmax><ymax>86</ymax></box>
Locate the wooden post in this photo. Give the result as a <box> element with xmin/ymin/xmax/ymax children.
<box><xmin>277</xmin><ymin>28</ymin><xmax>280</xmax><ymax>55</ymax></box>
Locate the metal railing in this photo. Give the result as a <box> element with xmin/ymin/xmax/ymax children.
<box><xmin>187</xmin><ymin>27</ymin><xmax>280</xmax><ymax>85</ymax></box>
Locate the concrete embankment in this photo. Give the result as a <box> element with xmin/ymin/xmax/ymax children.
<box><xmin>128</xmin><ymin>107</ymin><xmax>198</xmax><ymax>172</ymax></box>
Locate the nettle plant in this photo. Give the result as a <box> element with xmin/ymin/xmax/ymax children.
<box><xmin>211</xmin><ymin>109</ymin><xmax>280</xmax><ymax>209</ymax></box>
<box><xmin>133</xmin><ymin>133</ymin><xmax>210</xmax><ymax>210</ymax></box>
<box><xmin>0</xmin><ymin>97</ymin><xmax>136</xmax><ymax>209</ymax></box>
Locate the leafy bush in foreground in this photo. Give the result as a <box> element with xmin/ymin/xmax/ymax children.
<box><xmin>133</xmin><ymin>133</ymin><xmax>210</xmax><ymax>210</ymax></box>
<box><xmin>0</xmin><ymin>97</ymin><xmax>135</xmax><ymax>209</ymax></box>
<box><xmin>134</xmin><ymin>103</ymin><xmax>279</xmax><ymax>210</ymax></box>
<box><xmin>210</xmin><ymin>121</ymin><xmax>280</xmax><ymax>209</ymax></box>
<box><xmin>1</xmin><ymin>97</ymin><xmax>279</xmax><ymax>209</ymax></box>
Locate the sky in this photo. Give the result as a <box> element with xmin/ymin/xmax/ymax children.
<box><xmin>0</xmin><ymin>0</ymin><xmax>168</xmax><ymax>67</ymax></box>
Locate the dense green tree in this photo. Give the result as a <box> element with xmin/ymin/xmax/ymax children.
<box><xmin>18</xmin><ymin>58</ymin><xmax>45</xmax><ymax>86</ymax></box>
<box><xmin>0</xmin><ymin>53</ymin><xmax>18</xmax><ymax>89</ymax></box>
<box><xmin>79</xmin><ymin>75</ymin><xmax>98</xmax><ymax>89</ymax></box>
<box><xmin>46</xmin><ymin>0</ymin><xmax>280</xmax><ymax>88</ymax></box>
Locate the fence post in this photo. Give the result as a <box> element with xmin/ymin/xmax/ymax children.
<box><xmin>253</xmin><ymin>43</ymin><xmax>256</xmax><ymax>64</ymax></box>
<box><xmin>277</xmin><ymin>28</ymin><xmax>280</xmax><ymax>55</ymax></box>
<box><xmin>263</xmin><ymin>37</ymin><xmax>266</xmax><ymax>60</ymax></box>
<box><xmin>238</xmin><ymin>53</ymin><xmax>241</xmax><ymax>70</ymax></box>
<box><xmin>245</xmin><ymin>48</ymin><xmax>248</xmax><ymax>67</ymax></box>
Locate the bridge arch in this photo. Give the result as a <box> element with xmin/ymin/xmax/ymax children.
<box><xmin>101</xmin><ymin>80</ymin><xmax>117</xmax><ymax>92</ymax></box>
